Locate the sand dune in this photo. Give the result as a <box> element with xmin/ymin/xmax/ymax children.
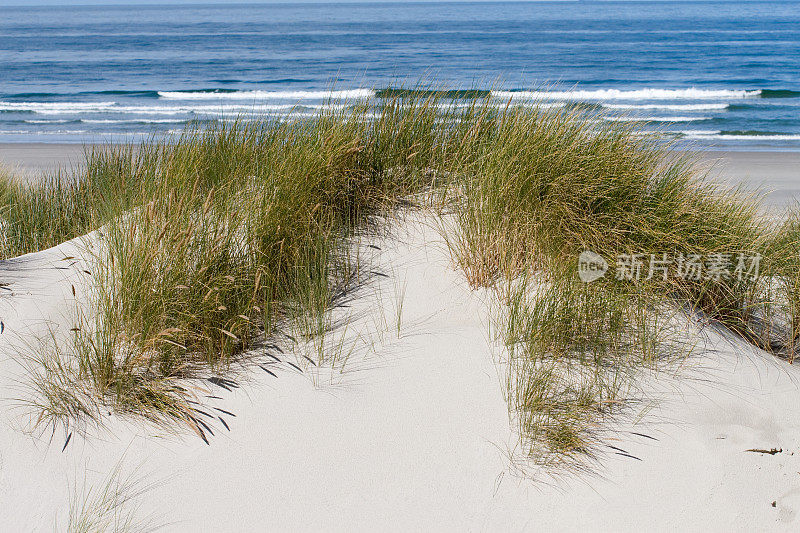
<box><xmin>1</xmin><ymin>205</ymin><xmax>799</xmax><ymax>531</ymax></box>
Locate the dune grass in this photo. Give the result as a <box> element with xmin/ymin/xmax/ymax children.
<box><xmin>496</xmin><ymin>272</ymin><xmax>683</xmax><ymax>467</ymax></box>
<box><xmin>1</xmin><ymin>91</ymin><xmax>798</xmax><ymax>468</ymax></box>
<box><xmin>8</xmin><ymin>97</ymin><xmax>459</xmax><ymax>436</ymax></box>
<box><xmin>0</xmin><ymin>146</ymin><xmax>145</xmax><ymax>259</ymax></box>
<box><xmin>440</xmin><ymin>103</ymin><xmax>794</xmax><ymax>466</ymax></box>
<box><xmin>66</xmin><ymin>462</ymin><xmax>160</xmax><ymax>533</ymax></box>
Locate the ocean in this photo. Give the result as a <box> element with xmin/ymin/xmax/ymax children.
<box><xmin>1</xmin><ymin>1</ymin><xmax>799</xmax><ymax>149</ymax></box>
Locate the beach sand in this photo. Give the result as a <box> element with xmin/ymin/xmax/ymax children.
<box><xmin>697</xmin><ymin>150</ymin><xmax>800</xmax><ymax>211</ymax></box>
<box><xmin>0</xmin><ymin>143</ymin><xmax>92</xmax><ymax>181</ymax></box>
<box><xmin>1</xmin><ymin>145</ymin><xmax>799</xmax><ymax>531</ymax></box>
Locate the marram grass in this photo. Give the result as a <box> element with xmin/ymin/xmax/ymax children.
<box><xmin>7</xmin><ymin>98</ymin><xmax>456</xmax><ymax>437</ymax></box>
<box><xmin>1</xmin><ymin>93</ymin><xmax>798</xmax><ymax>470</ymax></box>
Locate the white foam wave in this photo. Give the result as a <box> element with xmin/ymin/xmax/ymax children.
<box><xmin>0</xmin><ymin>129</ymin><xmax>89</xmax><ymax>135</ymax></box>
<box><xmin>433</xmin><ymin>101</ymin><xmax>567</xmax><ymax>110</ymax></box>
<box><xmin>493</xmin><ymin>89</ymin><xmax>759</xmax><ymax>101</ymax></box>
<box><xmin>2</xmin><ymin>103</ymin><xmax>347</xmax><ymax>116</ymax></box>
<box><xmin>606</xmin><ymin>116</ymin><xmax>712</xmax><ymax>123</ymax></box>
<box><xmin>158</xmin><ymin>89</ymin><xmax>375</xmax><ymax>100</ymax></box>
<box><xmin>679</xmin><ymin>131</ymin><xmax>800</xmax><ymax>141</ymax></box>
<box><xmin>23</xmin><ymin>119</ymin><xmax>74</xmax><ymax>124</ymax></box>
<box><xmin>194</xmin><ymin>103</ymin><xmax>350</xmax><ymax>114</ymax></box>
<box><xmin>5</xmin><ymin>99</ymin><xmax>569</xmax><ymax>118</ymax></box>
<box><xmin>603</xmin><ymin>103</ymin><xmax>730</xmax><ymax>111</ymax></box>
<box><xmin>103</xmin><ymin>105</ymin><xmax>227</xmax><ymax>116</ymax></box>
<box><xmin>713</xmin><ymin>135</ymin><xmax>800</xmax><ymax>140</ymax></box>
<box><xmin>0</xmin><ymin>101</ymin><xmax>116</xmax><ymax>112</ymax></box>
<box><xmin>238</xmin><ymin>111</ymin><xmax>383</xmax><ymax>121</ymax></box>
<box><xmin>81</xmin><ymin>118</ymin><xmax>189</xmax><ymax>124</ymax></box>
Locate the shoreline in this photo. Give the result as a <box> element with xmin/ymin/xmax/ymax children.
<box><xmin>694</xmin><ymin>150</ymin><xmax>800</xmax><ymax>210</ymax></box>
<box><xmin>0</xmin><ymin>143</ymin><xmax>93</xmax><ymax>179</ymax></box>
<box><xmin>3</xmin><ymin>143</ymin><xmax>798</xmax><ymax>209</ymax></box>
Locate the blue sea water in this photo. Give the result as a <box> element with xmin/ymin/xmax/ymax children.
<box><xmin>1</xmin><ymin>1</ymin><xmax>799</xmax><ymax>149</ymax></box>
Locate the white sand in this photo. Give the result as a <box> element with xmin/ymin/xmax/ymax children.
<box><xmin>0</xmin><ymin>143</ymin><xmax>89</xmax><ymax>182</ymax></box>
<box><xmin>1</xmin><ymin>209</ymin><xmax>800</xmax><ymax>531</ymax></box>
<box><xmin>695</xmin><ymin>150</ymin><xmax>800</xmax><ymax>212</ymax></box>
